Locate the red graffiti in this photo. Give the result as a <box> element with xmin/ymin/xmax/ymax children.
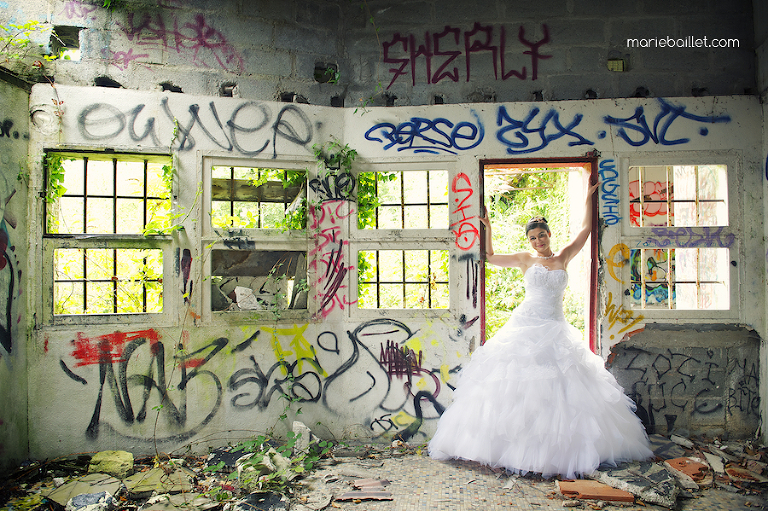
<box><xmin>628</xmin><ymin>180</ymin><xmax>670</xmax><ymax>227</ymax></box>
<box><xmin>450</xmin><ymin>173</ymin><xmax>479</xmax><ymax>250</ymax></box>
<box><xmin>383</xmin><ymin>22</ymin><xmax>552</xmax><ymax>88</ymax></box>
<box><xmin>70</xmin><ymin>329</ymin><xmax>160</xmax><ymax>367</ymax></box>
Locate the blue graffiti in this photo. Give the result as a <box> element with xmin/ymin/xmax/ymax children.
<box><xmin>637</xmin><ymin>226</ymin><xmax>735</xmax><ymax>249</ymax></box>
<box><xmin>603</xmin><ymin>98</ymin><xmax>731</xmax><ymax>147</ymax></box>
<box><xmin>598</xmin><ymin>159</ymin><xmax>620</xmax><ymax>226</ymax></box>
<box><xmin>495</xmin><ymin>105</ymin><xmax>594</xmax><ymax>154</ymax></box>
<box><xmin>364</xmin><ymin>111</ymin><xmax>484</xmax><ymax>154</ymax></box>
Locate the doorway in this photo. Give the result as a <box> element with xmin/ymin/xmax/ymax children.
<box><xmin>479</xmin><ymin>157</ymin><xmax>598</xmax><ymax>352</ymax></box>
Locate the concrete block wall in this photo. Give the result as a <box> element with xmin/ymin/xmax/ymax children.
<box><xmin>0</xmin><ymin>0</ymin><xmax>756</xmax><ymax>106</ymax></box>
<box><xmin>608</xmin><ymin>326</ymin><xmax>760</xmax><ymax>438</ymax></box>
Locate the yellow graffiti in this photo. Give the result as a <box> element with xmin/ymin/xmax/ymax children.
<box><xmin>604</xmin><ymin>292</ymin><xmax>645</xmax><ymax>340</ymax></box>
<box><xmin>606</xmin><ymin>243</ymin><xmax>630</xmax><ymax>283</ymax></box>
<box><xmin>391</xmin><ymin>410</ymin><xmax>417</xmax><ymax>428</ymax></box>
<box><xmin>440</xmin><ymin>364</ymin><xmax>452</xmax><ymax>383</ymax></box>
<box><xmin>263</xmin><ymin>324</ymin><xmax>327</xmax><ymax>377</ymax></box>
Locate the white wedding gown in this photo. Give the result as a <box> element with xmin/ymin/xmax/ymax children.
<box><xmin>428</xmin><ymin>264</ymin><xmax>653</xmax><ymax>478</ymax></box>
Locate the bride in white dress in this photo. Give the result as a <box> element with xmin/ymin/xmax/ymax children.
<box><xmin>428</xmin><ymin>178</ymin><xmax>652</xmax><ymax>479</ymax></box>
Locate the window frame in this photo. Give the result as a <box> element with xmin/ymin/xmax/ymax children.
<box><xmin>41</xmin><ymin>150</ymin><xmax>174</xmax><ymax>326</ymax></box>
<box><xmin>618</xmin><ymin>153</ymin><xmax>740</xmax><ymax>321</ymax></box>
<box><xmin>349</xmin><ymin>159</ymin><xmax>456</xmax><ymax>320</ymax></box>
<box><xmin>201</xmin><ymin>156</ymin><xmax>314</xmax><ymax>324</ymax></box>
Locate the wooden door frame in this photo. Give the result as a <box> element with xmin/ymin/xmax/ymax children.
<box><xmin>479</xmin><ymin>156</ymin><xmax>599</xmax><ymax>353</ymax></box>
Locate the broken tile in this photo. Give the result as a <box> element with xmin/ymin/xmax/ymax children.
<box><xmin>664</xmin><ymin>458</ymin><xmax>709</xmax><ymax>481</ymax></box>
<box><xmin>556</xmin><ymin>479</ymin><xmax>635</xmax><ymax>502</ymax></box>
<box><xmin>662</xmin><ymin>461</ymin><xmax>700</xmax><ymax>490</ymax></box>
<box><xmin>228</xmin><ymin>493</ymin><xmax>288</xmax><ymax>511</ymax></box>
<box><xmin>336</xmin><ymin>491</ymin><xmax>393</xmax><ymax>501</ymax></box>
<box><xmin>724</xmin><ymin>466</ymin><xmax>768</xmax><ymax>484</ymax></box>
<box><xmin>43</xmin><ymin>474</ymin><xmax>121</xmax><ymax>507</ymax></box>
<box><xmin>205</xmin><ymin>446</ymin><xmax>247</xmax><ymax>473</ymax></box>
<box><xmin>708</xmin><ymin>445</ymin><xmax>740</xmax><ymax>463</ymax></box>
<box><xmin>649</xmin><ymin>434</ymin><xmax>686</xmax><ymax>460</ymax></box>
<box><xmin>593</xmin><ymin>461</ymin><xmax>679</xmax><ymax>509</ymax></box>
<box><xmin>138</xmin><ymin>493</ymin><xmax>218</xmax><ymax>511</ymax></box>
<box><xmin>669</xmin><ymin>435</ymin><xmax>694</xmax><ymax>449</ymax></box>
<box><xmin>702</xmin><ymin>452</ymin><xmax>726</xmax><ymax>475</ymax></box>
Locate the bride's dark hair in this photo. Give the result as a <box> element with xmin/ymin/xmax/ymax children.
<box><xmin>525</xmin><ymin>215</ymin><xmax>550</xmax><ymax>235</ymax></box>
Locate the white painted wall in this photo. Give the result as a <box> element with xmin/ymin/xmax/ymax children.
<box><xmin>17</xmin><ymin>84</ymin><xmax>763</xmax><ymax>458</ymax></box>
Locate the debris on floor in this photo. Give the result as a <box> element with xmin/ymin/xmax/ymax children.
<box><xmin>1</xmin><ymin>427</ymin><xmax>767</xmax><ymax>511</ymax></box>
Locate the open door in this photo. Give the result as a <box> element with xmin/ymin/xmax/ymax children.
<box><xmin>479</xmin><ymin>157</ymin><xmax>599</xmax><ymax>352</ymax></box>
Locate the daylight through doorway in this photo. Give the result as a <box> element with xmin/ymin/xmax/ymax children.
<box><xmin>480</xmin><ymin>158</ymin><xmax>598</xmax><ymax>352</ymax></box>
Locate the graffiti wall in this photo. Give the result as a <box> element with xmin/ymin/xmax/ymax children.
<box><xmin>0</xmin><ymin>79</ymin><xmax>29</xmax><ymax>470</ymax></box>
<box><xmin>608</xmin><ymin>328</ymin><xmax>760</xmax><ymax>437</ymax></box>
<box><xmin>18</xmin><ymin>84</ymin><xmax>764</xmax><ymax>460</ymax></box>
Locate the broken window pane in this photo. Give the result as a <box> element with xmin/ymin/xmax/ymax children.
<box><xmin>210</xmin><ymin>166</ymin><xmax>307</xmax><ymax>230</ymax></box>
<box><xmin>46</xmin><ymin>155</ymin><xmax>172</xmax><ymax>235</ymax></box>
<box><xmin>628</xmin><ymin>165</ymin><xmax>728</xmax><ymax>228</ymax></box>
<box><xmin>210</xmin><ymin>249</ymin><xmax>308</xmax><ymax>312</ymax></box>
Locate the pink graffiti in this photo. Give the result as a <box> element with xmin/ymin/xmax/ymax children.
<box><xmin>59</xmin><ymin>1</ymin><xmax>98</xmax><ymax>20</ymax></box>
<box><xmin>103</xmin><ymin>48</ymin><xmax>151</xmax><ymax>71</ymax></box>
<box><xmin>383</xmin><ymin>22</ymin><xmax>551</xmax><ymax>89</ymax></box>
<box><xmin>309</xmin><ymin>201</ymin><xmax>356</xmax><ymax>319</ymax></box>
<box><xmin>117</xmin><ymin>12</ymin><xmax>244</xmax><ymax>74</ymax></box>
<box><xmin>450</xmin><ymin>172</ymin><xmax>479</xmax><ymax>250</ymax></box>
<box><xmin>628</xmin><ymin>180</ymin><xmax>670</xmax><ymax>227</ymax></box>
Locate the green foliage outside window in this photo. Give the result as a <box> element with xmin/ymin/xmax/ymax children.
<box><xmin>484</xmin><ymin>171</ymin><xmax>584</xmax><ymax>338</ymax></box>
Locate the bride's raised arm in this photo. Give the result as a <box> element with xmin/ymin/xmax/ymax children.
<box><xmin>479</xmin><ymin>206</ymin><xmax>528</xmax><ymax>269</ymax></box>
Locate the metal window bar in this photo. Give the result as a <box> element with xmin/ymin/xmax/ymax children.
<box><xmin>50</xmin><ymin>154</ymin><xmax>165</xmax><ymax>314</ymax></box>
<box><xmin>400</xmin><ymin>173</ymin><xmax>405</xmax><ymax>229</ymax></box>
<box><xmin>359</xmin><ymin>250</ymin><xmax>448</xmax><ymax>308</ymax></box>
<box><xmin>372</xmin><ymin>171</ymin><xmax>449</xmax><ymax>229</ymax></box>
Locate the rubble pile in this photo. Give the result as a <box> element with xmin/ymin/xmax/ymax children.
<box><xmin>0</xmin><ymin>426</ymin><xmax>766</xmax><ymax>511</ymax></box>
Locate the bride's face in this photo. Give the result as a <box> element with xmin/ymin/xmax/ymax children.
<box><xmin>527</xmin><ymin>227</ymin><xmax>551</xmax><ymax>254</ymax></box>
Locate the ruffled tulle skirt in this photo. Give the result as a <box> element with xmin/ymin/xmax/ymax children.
<box><xmin>428</xmin><ymin>311</ymin><xmax>653</xmax><ymax>479</ymax></box>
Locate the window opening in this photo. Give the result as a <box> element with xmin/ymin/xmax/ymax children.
<box><xmin>47</xmin><ymin>156</ymin><xmax>170</xmax><ymax>235</ymax></box>
<box><xmin>45</xmin><ymin>153</ymin><xmax>171</xmax><ymax>316</ymax></box>
<box><xmin>54</xmin><ymin>248</ymin><xmax>162</xmax><ymax>314</ymax></box>
<box><xmin>629</xmin><ymin>165</ymin><xmax>727</xmax><ymax>227</ymax></box>
<box><xmin>210</xmin><ymin>166</ymin><xmax>306</xmax><ymax>230</ymax></box>
<box><xmin>358</xmin><ymin>169</ymin><xmax>448</xmax><ymax>229</ymax></box>
<box><xmin>481</xmin><ymin>159</ymin><xmax>597</xmax><ymax>350</ymax></box>
<box><xmin>628</xmin><ymin>164</ymin><xmax>730</xmax><ymax>311</ymax></box>
<box><xmin>210</xmin><ymin>249</ymin><xmax>308</xmax><ymax>312</ymax></box>
<box><xmin>358</xmin><ymin>249</ymin><xmax>449</xmax><ymax>309</ymax></box>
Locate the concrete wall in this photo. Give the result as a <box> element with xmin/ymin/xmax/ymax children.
<box><xmin>21</xmin><ymin>83</ymin><xmax>763</xmax><ymax>460</ymax></box>
<box><xmin>1</xmin><ymin>0</ymin><xmax>756</xmax><ymax>105</ymax></box>
<box><xmin>0</xmin><ymin>79</ymin><xmax>29</xmax><ymax>468</ymax></box>
<box><xmin>0</xmin><ymin>0</ymin><xmax>762</xmax><ymax>465</ymax></box>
